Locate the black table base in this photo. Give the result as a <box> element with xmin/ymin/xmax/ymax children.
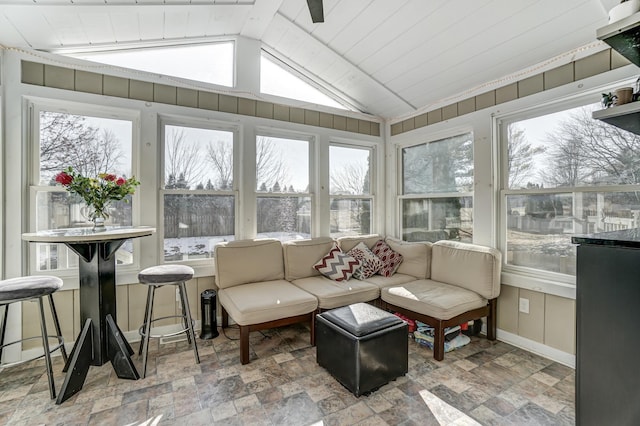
<box><xmin>56</xmin><ymin>240</ymin><xmax>141</xmax><ymax>405</ymax></box>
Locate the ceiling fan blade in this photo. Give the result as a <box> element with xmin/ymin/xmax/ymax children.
<box><xmin>306</xmin><ymin>0</ymin><xmax>324</xmax><ymax>23</ymax></box>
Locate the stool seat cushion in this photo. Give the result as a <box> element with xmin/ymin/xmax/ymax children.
<box><xmin>218</xmin><ymin>280</ymin><xmax>318</xmax><ymax>325</ymax></box>
<box><xmin>139</xmin><ymin>264</ymin><xmax>194</xmax><ymax>284</ymax></box>
<box><xmin>0</xmin><ymin>276</ymin><xmax>63</xmax><ymax>302</ymax></box>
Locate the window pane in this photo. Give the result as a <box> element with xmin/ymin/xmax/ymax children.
<box><xmin>506</xmin><ymin>191</ymin><xmax>640</xmax><ymax>275</ymax></box>
<box><xmin>256</xmin><ymin>136</ymin><xmax>308</xmax><ymax>192</ymax></box>
<box><xmin>402</xmin><ymin>133</ymin><xmax>473</xmax><ymax>194</ymax></box>
<box><xmin>507</xmin><ymin>103</ymin><xmax>640</xmax><ymax>189</ymax></box>
<box><xmin>36</xmin><ymin>111</ymin><xmax>134</xmax><ymax>271</ymax></box>
<box><xmin>256</xmin><ymin>197</ymin><xmax>311</xmax><ymax>241</ymax></box>
<box><xmin>164</xmin><ymin>194</ymin><xmax>234</xmax><ymax>262</ymax></box>
<box><xmin>330</xmin><ymin>198</ymin><xmax>371</xmax><ymax>238</ymax></box>
<box><xmin>330</xmin><ymin>146</ymin><xmax>370</xmax><ymax>195</ymax></box>
<box><xmin>70</xmin><ymin>43</ymin><xmax>234</xmax><ymax>87</ymax></box>
<box><xmin>402</xmin><ymin>197</ymin><xmax>472</xmax><ymax>242</ymax></box>
<box><xmin>39</xmin><ymin>112</ymin><xmax>132</xmax><ymax>185</ymax></box>
<box><xmin>260</xmin><ymin>54</ymin><xmax>346</xmax><ymax>110</ymax></box>
<box><xmin>165</xmin><ymin>125</ymin><xmax>233</xmax><ymax>190</ymax></box>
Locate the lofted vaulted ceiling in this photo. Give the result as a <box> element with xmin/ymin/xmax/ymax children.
<box><xmin>0</xmin><ymin>0</ymin><xmax>620</xmax><ymax>120</ymax></box>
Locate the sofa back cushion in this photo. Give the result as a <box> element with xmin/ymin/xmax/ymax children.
<box><xmin>336</xmin><ymin>234</ymin><xmax>382</xmax><ymax>252</ymax></box>
<box><xmin>215</xmin><ymin>239</ymin><xmax>284</xmax><ymax>289</ymax></box>
<box><xmin>431</xmin><ymin>240</ymin><xmax>502</xmax><ymax>299</ymax></box>
<box><xmin>385</xmin><ymin>237</ymin><xmax>432</xmax><ymax>279</ymax></box>
<box><xmin>282</xmin><ymin>237</ymin><xmax>335</xmax><ymax>281</ymax></box>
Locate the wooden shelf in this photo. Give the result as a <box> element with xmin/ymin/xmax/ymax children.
<box><xmin>597</xmin><ymin>11</ymin><xmax>640</xmax><ymax>67</ymax></box>
<box><xmin>592</xmin><ymin>101</ymin><xmax>640</xmax><ymax>135</ymax></box>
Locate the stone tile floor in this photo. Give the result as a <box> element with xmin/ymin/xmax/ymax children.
<box><xmin>0</xmin><ymin>324</ymin><xmax>575</xmax><ymax>425</ymax></box>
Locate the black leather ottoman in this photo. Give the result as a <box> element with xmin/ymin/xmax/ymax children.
<box><xmin>316</xmin><ymin>303</ymin><xmax>408</xmax><ymax>396</ymax></box>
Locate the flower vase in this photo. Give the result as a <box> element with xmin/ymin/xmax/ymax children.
<box><xmin>92</xmin><ymin>216</ymin><xmax>106</xmax><ymax>230</ymax></box>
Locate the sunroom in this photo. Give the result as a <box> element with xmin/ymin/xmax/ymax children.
<box><xmin>0</xmin><ymin>0</ymin><xmax>638</xmax><ymax>424</ymax></box>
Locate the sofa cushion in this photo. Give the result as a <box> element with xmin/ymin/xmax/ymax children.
<box><xmin>291</xmin><ymin>276</ymin><xmax>380</xmax><ymax>309</ymax></box>
<box><xmin>218</xmin><ymin>279</ymin><xmax>318</xmax><ymax>325</ymax></box>
<box><xmin>336</xmin><ymin>234</ymin><xmax>382</xmax><ymax>252</ymax></box>
<box><xmin>381</xmin><ymin>279</ymin><xmax>487</xmax><ymax>320</ymax></box>
<box><xmin>385</xmin><ymin>237</ymin><xmax>431</xmax><ymax>279</ymax></box>
<box><xmin>362</xmin><ymin>273</ymin><xmax>416</xmax><ymax>289</ymax></box>
<box><xmin>348</xmin><ymin>242</ymin><xmax>383</xmax><ymax>280</ymax></box>
<box><xmin>214</xmin><ymin>239</ymin><xmax>284</xmax><ymax>289</ymax></box>
<box><xmin>314</xmin><ymin>245</ymin><xmax>360</xmax><ymax>282</ymax></box>
<box><xmin>282</xmin><ymin>237</ymin><xmax>335</xmax><ymax>281</ymax></box>
<box><xmin>431</xmin><ymin>240</ymin><xmax>502</xmax><ymax>300</ymax></box>
<box><xmin>372</xmin><ymin>240</ymin><xmax>403</xmax><ymax>277</ymax></box>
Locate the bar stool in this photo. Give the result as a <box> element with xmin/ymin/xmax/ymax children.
<box><xmin>0</xmin><ymin>276</ymin><xmax>68</xmax><ymax>399</ymax></box>
<box><xmin>137</xmin><ymin>264</ymin><xmax>199</xmax><ymax>378</ymax></box>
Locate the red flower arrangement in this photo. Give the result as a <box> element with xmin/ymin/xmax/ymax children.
<box><xmin>55</xmin><ymin>167</ymin><xmax>140</xmax><ymax>225</ymax></box>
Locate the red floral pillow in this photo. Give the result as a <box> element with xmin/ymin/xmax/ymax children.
<box><xmin>372</xmin><ymin>240</ymin><xmax>403</xmax><ymax>277</ymax></box>
<box><xmin>314</xmin><ymin>244</ymin><xmax>360</xmax><ymax>282</ymax></box>
<box><xmin>347</xmin><ymin>242</ymin><xmax>383</xmax><ymax>280</ymax></box>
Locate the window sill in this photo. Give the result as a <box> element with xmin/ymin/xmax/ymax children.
<box><xmin>501</xmin><ymin>271</ymin><xmax>576</xmax><ymax>300</ymax></box>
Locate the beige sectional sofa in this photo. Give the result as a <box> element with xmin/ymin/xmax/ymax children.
<box><xmin>214</xmin><ymin>234</ymin><xmax>501</xmax><ymax>364</ymax></box>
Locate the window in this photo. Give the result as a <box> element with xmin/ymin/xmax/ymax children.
<box><xmin>260</xmin><ymin>53</ymin><xmax>347</xmax><ymax>110</ymax></box>
<box><xmin>70</xmin><ymin>42</ymin><xmax>235</xmax><ymax>87</ymax></box>
<box><xmin>162</xmin><ymin>124</ymin><xmax>236</xmax><ymax>262</ymax></box>
<box><xmin>31</xmin><ymin>107</ymin><xmax>134</xmax><ymax>271</ymax></box>
<box><xmin>329</xmin><ymin>145</ymin><xmax>373</xmax><ymax>237</ymax></box>
<box><xmin>400</xmin><ymin>133</ymin><xmax>473</xmax><ymax>243</ymax></box>
<box><xmin>256</xmin><ymin>135</ymin><xmax>311</xmax><ymax>241</ymax></box>
<box><xmin>501</xmin><ymin>101</ymin><xmax>640</xmax><ymax>277</ymax></box>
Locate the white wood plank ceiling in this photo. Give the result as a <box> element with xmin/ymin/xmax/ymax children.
<box><xmin>0</xmin><ymin>0</ymin><xmax>618</xmax><ymax>120</ymax></box>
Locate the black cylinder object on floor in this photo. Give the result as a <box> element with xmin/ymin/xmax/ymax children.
<box><xmin>200</xmin><ymin>289</ymin><xmax>219</xmax><ymax>339</ymax></box>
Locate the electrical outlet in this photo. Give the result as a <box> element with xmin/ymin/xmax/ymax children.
<box><xmin>519</xmin><ymin>297</ymin><xmax>530</xmax><ymax>314</ymax></box>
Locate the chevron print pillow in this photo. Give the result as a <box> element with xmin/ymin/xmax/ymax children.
<box><xmin>314</xmin><ymin>244</ymin><xmax>360</xmax><ymax>282</ymax></box>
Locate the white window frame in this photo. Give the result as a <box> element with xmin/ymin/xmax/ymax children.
<box><xmin>159</xmin><ymin>115</ymin><xmax>240</xmax><ymax>266</ymax></box>
<box><xmin>254</xmin><ymin>129</ymin><xmax>316</xmax><ymax>240</ymax></box>
<box><xmin>27</xmin><ymin>98</ymin><xmax>141</xmax><ymax>280</ymax></box>
<box><xmin>397</xmin><ymin>132</ymin><xmax>474</xmax><ymax>242</ymax></box>
<box><xmin>329</xmin><ymin>141</ymin><xmax>376</xmax><ymax>237</ymax></box>
<box><xmin>496</xmin><ymin>91</ymin><xmax>640</xmax><ymax>298</ymax></box>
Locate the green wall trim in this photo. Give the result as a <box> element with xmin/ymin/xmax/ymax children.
<box><xmin>392</xmin><ymin>48</ymin><xmax>628</xmax><ymax>135</ymax></box>
<box><xmin>20</xmin><ymin>60</ymin><xmax>380</xmax><ymax>137</ymax></box>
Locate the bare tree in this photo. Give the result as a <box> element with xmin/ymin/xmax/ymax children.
<box><xmin>543</xmin><ymin>107</ymin><xmax>640</xmax><ymax>187</ymax></box>
<box><xmin>40</xmin><ymin>112</ymin><xmax>124</xmax><ymax>183</ymax></box>
<box><xmin>507</xmin><ymin>124</ymin><xmax>545</xmax><ymax>189</ymax></box>
<box><xmin>256</xmin><ymin>137</ymin><xmax>289</xmax><ymax>191</ymax></box>
<box><xmin>330</xmin><ymin>162</ymin><xmax>368</xmax><ymax>195</ymax></box>
<box><xmin>165</xmin><ymin>128</ymin><xmax>205</xmax><ymax>189</ymax></box>
<box><xmin>206</xmin><ymin>140</ymin><xmax>233</xmax><ymax>190</ymax></box>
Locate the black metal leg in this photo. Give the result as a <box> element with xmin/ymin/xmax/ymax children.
<box><xmin>141</xmin><ymin>286</ymin><xmax>155</xmax><ymax>378</ymax></box>
<box><xmin>48</xmin><ymin>294</ymin><xmax>68</xmax><ymax>364</ymax></box>
<box><xmin>0</xmin><ymin>304</ymin><xmax>8</xmax><ymax>363</ymax></box>
<box><xmin>106</xmin><ymin>315</ymin><xmax>139</xmax><ymax>380</ymax></box>
<box><xmin>138</xmin><ymin>286</ymin><xmax>152</xmax><ymax>356</ymax></box>
<box><xmin>57</xmin><ymin>319</ymin><xmax>93</xmax><ymax>405</ymax></box>
<box><xmin>38</xmin><ymin>297</ymin><xmax>56</xmax><ymax>400</ymax></box>
<box><xmin>179</xmin><ymin>282</ymin><xmax>199</xmax><ymax>364</ymax></box>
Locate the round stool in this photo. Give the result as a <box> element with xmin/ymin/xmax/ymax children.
<box><xmin>137</xmin><ymin>264</ymin><xmax>200</xmax><ymax>378</ymax></box>
<box><xmin>0</xmin><ymin>275</ymin><xmax>68</xmax><ymax>399</ymax></box>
